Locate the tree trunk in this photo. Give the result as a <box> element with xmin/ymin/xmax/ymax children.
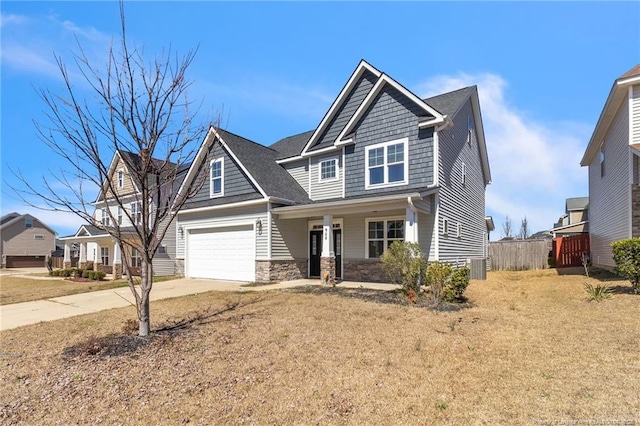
<box><xmin>138</xmin><ymin>259</ymin><xmax>154</xmax><ymax>336</ymax></box>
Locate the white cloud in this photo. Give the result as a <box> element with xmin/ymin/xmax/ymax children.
<box><xmin>1</xmin><ymin>13</ymin><xmax>28</xmax><ymax>27</ymax></box>
<box><xmin>418</xmin><ymin>72</ymin><xmax>590</xmax><ymax>238</ymax></box>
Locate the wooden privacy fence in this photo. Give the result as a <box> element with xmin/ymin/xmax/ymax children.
<box><xmin>488</xmin><ymin>239</ymin><xmax>551</xmax><ymax>271</ymax></box>
<box><xmin>553</xmin><ymin>234</ymin><xmax>590</xmax><ymax>268</ymax></box>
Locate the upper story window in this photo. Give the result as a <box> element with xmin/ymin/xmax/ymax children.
<box><xmin>319</xmin><ymin>158</ymin><xmax>338</xmax><ymax>181</ymax></box>
<box><xmin>467</xmin><ymin>116</ymin><xmax>474</xmax><ymax>145</ymax></box>
<box><xmin>599</xmin><ymin>143</ymin><xmax>605</xmax><ymax>178</ymax></box>
<box><xmin>34</xmin><ymin>235</ymin><xmax>44</xmax><ymax>240</ymax></box>
<box><xmin>365</xmin><ymin>138</ymin><xmax>408</xmax><ymax>189</ymax></box>
<box><xmin>117</xmin><ymin>169</ymin><xmax>124</xmax><ymax>189</ymax></box>
<box><xmin>101</xmin><ymin>208</ymin><xmax>110</xmax><ymax>226</ymax></box>
<box><xmin>117</xmin><ymin>206</ymin><xmax>123</xmax><ymax>225</ymax></box>
<box><xmin>25</xmin><ymin>218</ymin><xmax>33</xmax><ymax>228</ymax></box>
<box><xmin>131</xmin><ymin>201</ymin><xmax>142</xmax><ymax>225</ymax></box>
<box><xmin>366</xmin><ymin>218</ymin><xmax>405</xmax><ymax>259</ymax></box>
<box><xmin>210</xmin><ymin>158</ymin><xmax>224</xmax><ymax>198</ymax></box>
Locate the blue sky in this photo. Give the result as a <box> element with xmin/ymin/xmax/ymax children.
<box><xmin>1</xmin><ymin>1</ymin><xmax>639</xmax><ymax>239</ymax></box>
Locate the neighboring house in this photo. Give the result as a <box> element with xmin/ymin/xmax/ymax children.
<box><xmin>550</xmin><ymin>197</ymin><xmax>589</xmax><ymax>237</ymax></box>
<box><xmin>580</xmin><ymin>63</ymin><xmax>640</xmax><ymax>268</ymax></box>
<box><xmin>0</xmin><ymin>212</ymin><xmax>57</xmax><ymax>268</ymax></box>
<box><xmin>58</xmin><ymin>150</ymin><xmax>182</xmax><ymax>277</ymax></box>
<box><xmin>175</xmin><ymin>60</ymin><xmax>491</xmax><ymax>283</ymax></box>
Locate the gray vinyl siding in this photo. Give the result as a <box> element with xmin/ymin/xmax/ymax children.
<box><xmin>153</xmin><ymin>216</ymin><xmax>177</xmax><ymax>276</ymax></box>
<box><xmin>271</xmin><ymin>217</ymin><xmax>307</xmax><ymax>259</ymax></box>
<box><xmin>188</xmin><ymin>144</ymin><xmax>260</xmax><ymax>205</ymax></box>
<box><xmin>633</xmin><ymin>85</ymin><xmax>640</xmax><ymax>145</ymax></box>
<box><xmin>1</xmin><ymin>218</ymin><xmax>56</xmax><ymax>257</ymax></box>
<box><xmin>342</xmin><ymin>210</ymin><xmax>405</xmax><ymax>259</ymax></box>
<box><xmin>437</xmin><ymin>100</ymin><xmax>486</xmax><ymax>263</ymax></box>
<box><xmin>344</xmin><ymin>85</ymin><xmax>435</xmax><ymax>197</ymax></box>
<box><xmin>283</xmin><ymin>160</ymin><xmax>309</xmax><ymax>194</ymax></box>
<box><xmin>589</xmin><ymin>101</ymin><xmax>630</xmax><ymax>267</ymax></box>
<box><xmin>309</xmin><ymin>152</ymin><xmax>343</xmax><ymax>200</ymax></box>
<box><xmin>176</xmin><ymin>204</ymin><xmax>268</xmax><ymax>260</ymax></box>
<box><xmin>314</xmin><ymin>70</ymin><xmax>378</xmax><ymax>148</ymax></box>
<box><xmin>418</xmin><ymin>211</ymin><xmax>437</xmax><ymax>261</ymax></box>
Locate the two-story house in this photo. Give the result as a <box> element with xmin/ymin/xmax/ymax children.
<box><xmin>1</xmin><ymin>212</ymin><xmax>57</xmax><ymax>268</ymax></box>
<box><xmin>550</xmin><ymin>197</ymin><xmax>589</xmax><ymax>237</ymax></box>
<box><xmin>59</xmin><ymin>150</ymin><xmax>181</xmax><ymax>278</ymax></box>
<box><xmin>175</xmin><ymin>60</ymin><xmax>491</xmax><ymax>283</ymax></box>
<box><xmin>580</xmin><ymin>64</ymin><xmax>640</xmax><ymax>268</ymax></box>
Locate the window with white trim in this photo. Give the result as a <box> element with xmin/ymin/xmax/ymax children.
<box><xmin>117</xmin><ymin>206</ymin><xmax>123</xmax><ymax>225</ymax></box>
<box><xmin>461</xmin><ymin>163</ymin><xmax>467</xmax><ymax>185</ymax></box>
<box><xmin>131</xmin><ymin>202</ymin><xmax>142</xmax><ymax>226</ymax></box>
<box><xmin>467</xmin><ymin>116</ymin><xmax>474</xmax><ymax>145</ymax></box>
<box><xmin>599</xmin><ymin>143</ymin><xmax>605</xmax><ymax>177</ymax></box>
<box><xmin>365</xmin><ymin>139</ymin><xmax>408</xmax><ymax>188</ymax></box>
<box><xmin>25</xmin><ymin>218</ymin><xmax>33</xmax><ymax>228</ymax></box>
<box><xmin>319</xmin><ymin>158</ymin><xmax>338</xmax><ymax>181</ymax></box>
<box><xmin>34</xmin><ymin>235</ymin><xmax>44</xmax><ymax>240</ymax></box>
<box><xmin>117</xmin><ymin>169</ymin><xmax>124</xmax><ymax>189</ymax></box>
<box><xmin>131</xmin><ymin>247</ymin><xmax>142</xmax><ymax>268</ymax></box>
<box><xmin>366</xmin><ymin>218</ymin><xmax>404</xmax><ymax>258</ymax></box>
<box><xmin>456</xmin><ymin>223</ymin><xmax>462</xmax><ymax>238</ymax></box>
<box><xmin>101</xmin><ymin>208</ymin><xmax>110</xmax><ymax>226</ymax></box>
<box><xmin>210</xmin><ymin>158</ymin><xmax>224</xmax><ymax>197</ymax></box>
<box><xmin>443</xmin><ymin>219</ymin><xmax>449</xmax><ymax>235</ymax></box>
<box><xmin>101</xmin><ymin>247</ymin><xmax>110</xmax><ymax>266</ymax></box>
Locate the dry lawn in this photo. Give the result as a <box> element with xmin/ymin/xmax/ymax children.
<box><xmin>0</xmin><ymin>276</ymin><xmax>128</xmax><ymax>305</ymax></box>
<box><xmin>1</xmin><ymin>270</ymin><xmax>638</xmax><ymax>425</ymax></box>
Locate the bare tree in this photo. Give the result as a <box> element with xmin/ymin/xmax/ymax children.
<box><xmin>502</xmin><ymin>216</ymin><xmax>513</xmax><ymax>239</ymax></box>
<box><xmin>519</xmin><ymin>216</ymin><xmax>530</xmax><ymax>240</ymax></box>
<box><xmin>10</xmin><ymin>3</ymin><xmax>211</xmax><ymax>336</ymax></box>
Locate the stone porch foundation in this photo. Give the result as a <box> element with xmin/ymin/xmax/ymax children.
<box><xmin>113</xmin><ymin>263</ymin><xmax>123</xmax><ymax>280</ymax></box>
<box><xmin>255</xmin><ymin>259</ymin><xmax>307</xmax><ymax>283</ymax></box>
<box><xmin>343</xmin><ymin>259</ymin><xmax>387</xmax><ymax>283</ymax></box>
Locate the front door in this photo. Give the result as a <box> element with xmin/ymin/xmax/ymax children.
<box><xmin>309</xmin><ymin>229</ymin><xmax>342</xmax><ymax>279</ymax></box>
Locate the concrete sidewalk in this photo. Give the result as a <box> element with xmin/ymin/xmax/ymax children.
<box><xmin>0</xmin><ymin>277</ymin><xmax>399</xmax><ymax>331</ymax></box>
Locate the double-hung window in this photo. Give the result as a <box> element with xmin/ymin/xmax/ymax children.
<box><xmin>117</xmin><ymin>207</ymin><xmax>123</xmax><ymax>225</ymax></box>
<box><xmin>131</xmin><ymin>202</ymin><xmax>142</xmax><ymax>226</ymax></box>
<box><xmin>366</xmin><ymin>218</ymin><xmax>405</xmax><ymax>258</ymax></box>
<box><xmin>210</xmin><ymin>158</ymin><xmax>224</xmax><ymax>197</ymax></box>
<box><xmin>319</xmin><ymin>158</ymin><xmax>338</xmax><ymax>181</ymax></box>
<box><xmin>117</xmin><ymin>169</ymin><xmax>124</xmax><ymax>189</ymax></box>
<box><xmin>101</xmin><ymin>247</ymin><xmax>110</xmax><ymax>266</ymax></box>
<box><xmin>365</xmin><ymin>139</ymin><xmax>408</xmax><ymax>188</ymax></box>
<box><xmin>101</xmin><ymin>208</ymin><xmax>110</xmax><ymax>226</ymax></box>
<box><xmin>131</xmin><ymin>248</ymin><xmax>142</xmax><ymax>268</ymax></box>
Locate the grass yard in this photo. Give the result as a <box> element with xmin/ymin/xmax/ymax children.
<box><xmin>0</xmin><ymin>275</ymin><xmax>179</xmax><ymax>305</ymax></box>
<box><xmin>0</xmin><ymin>270</ymin><xmax>638</xmax><ymax>425</ymax></box>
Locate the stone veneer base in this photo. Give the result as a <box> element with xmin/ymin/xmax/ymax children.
<box><xmin>320</xmin><ymin>256</ymin><xmax>336</xmax><ymax>285</ymax></box>
<box><xmin>255</xmin><ymin>259</ymin><xmax>307</xmax><ymax>283</ymax></box>
<box><xmin>342</xmin><ymin>259</ymin><xmax>388</xmax><ymax>283</ymax></box>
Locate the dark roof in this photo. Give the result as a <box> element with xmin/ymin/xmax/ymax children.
<box><xmin>79</xmin><ymin>225</ymin><xmax>104</xmax><ymax>235</ymax></box>
<box><xmin>216</xmin><ymin>129</ymin><xmax>311</xmax><ymax>204</ymax></box>
<box><xmin>566</xmin><ymin>197</ymin><xmax>589</xmax><ymax>211</ymax></box>
<box><xmin>0</xmin><ymin>212</ymin><xmax>20</xmax><ymax>226</ymax></box>
<box><xmin>269</xmin><ymin>130</ymin><xmax>314</xmax><ymax>160</ymax></box>
<box><xmin>424</xmin><ymin>86</ymin><xmax>476</xmax><ymax>117</ymax></box>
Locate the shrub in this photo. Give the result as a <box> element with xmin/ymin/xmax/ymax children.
<box><xmin>381</xmin><ymin>241</ymin><xmax>427</xmax><ymax>294</ymax></box>
<box><xmin>444</xmin><ymin>267</ymin><xmax>470</xmax><ymax>302</ymax></box>
<box><xmin>89</xmin><ymin>270</ymin><xmax>106</xmax><ymax>281</ymax></box>
<box><xmin>82</xmin><ymin>270</ymin><xmax>90</xmax><ymax>279</ymax></box>
<box><xmin>583</xmin><ymin>281</ymin><xmax>613</xmax><ymax>302</ymax></box>
<box><xmin>611</xmin><ymin>238</ymin><xmax>640</xmax><ymax>293</ymax></box>
<box><xmin>425</xmin><ymin>261</ymin><xmax>453</xmax><ymax>306</ymax></box>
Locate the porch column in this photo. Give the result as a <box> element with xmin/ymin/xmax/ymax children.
<box><xmin>95</xmin><ymin>244</ymin><xmax>103</xmax><ymax>272</ymax></box>
<box><xmin>113</xmin><ymin>242</ymin><xmax>122</xmax><ymax>279</ymax></box>
<box><xmin>405</xmin><ymin>206</ymin><xmax>419</xmax><ymax>244</ymax></box>
<box><xmin>63</xmin><ymin>243</ymin><xmax>71</xmax><ymax>269</ymax></box>
<box><xmin>321</xmin><ymin>214</ymin><xmax>335</xmax><ymax>285</ymax></box>
<box><xmin>79</xmin><ymin>242</ymin><xmax>87</xmax><ymax>269</ymax></box>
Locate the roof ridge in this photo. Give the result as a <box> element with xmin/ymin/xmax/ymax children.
<box><xmin>423</xmin><ymin>85</ymin><xmax>475</xmax><ymax>101</ymax></box>
<box><xmin>216</xmin><ymin>127</ymin><xmax>277</xmax><ymax>153</ymax></box>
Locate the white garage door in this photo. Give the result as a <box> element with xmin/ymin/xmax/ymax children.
<box><xmin>187</xmin><ymin>225</ymin><xmax>255</xmax><ymax>281</ymax></box>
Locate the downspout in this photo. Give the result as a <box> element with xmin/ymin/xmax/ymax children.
<box><xmin>267</xmin><ymin>203</ymin><xmax>272</xmax><ymax>260</ymax></box>
<box><xmin>407</xmin><ymin>196</ymin><xmax>418</xmax><ymax>244</ymax></box>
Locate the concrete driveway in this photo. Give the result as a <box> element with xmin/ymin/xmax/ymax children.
<box><xmin>0</xmin><ymin>277</ymin><xmax>399</xmax><ymax>331</ymax></box>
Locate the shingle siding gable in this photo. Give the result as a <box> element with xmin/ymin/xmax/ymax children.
<box><xmin>187</xmin><ymin>143</ymin><xmax>260</xmax><ymax>206</ymax></box>
<box><xmin>344</xmin><ymin>85</ymin><xmax>435</xmax><ymax>197</ymax></box>
<box><xmin>310</xmin><ymin>70</ymin><xmax>378</xmax><ymax>152</ymax></box>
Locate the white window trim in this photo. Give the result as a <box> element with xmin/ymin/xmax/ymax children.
<box><xmin>467</xmin><ymin>116</ymin><xmax>474</xmax><ymax>145</ymax></box>
<box><xmin>443</xmin><ymin>218</ymin><xmax>450</xmax><ymax>235</ymax></box>
<box><xmin>130</xmin><ymin>202</ymin><xmax>142</xmax><ymax>226</ymax></box>
<box><xmin>210</xmin><ymin>158</ymin><xmax>224</xmax><ymax>198</ymax></box>
<box><xmin>456</xmin><ymin>222</ymin><xmax>462</xmax><ymax>238</ymax></box>
<box><xmin>117</xmin><ymin>206</ymin><xmax>123</xmax><ymax>225</ymax></box>
<box><xmin>365</xmin><ymin>138</ymin><xmax>409</xmax><ymax>189</ymax></box>
<box><xmin>34</xmin><ymin>234</ymin><xmax>45</xmax><ymax>240</ymax></box>
<box><xmin>364</xmin><ymin>216</ymin><xmax>405</xmax><ymax>259</ymax></box>
<box><xmin>461</xmin><ymin>162</ymin><xmax>467</xmax><ymax>186</ymax></box>
<box><xmin>101</xmin><ymin>208</ymin><xmax>110</xmax><ymax>226</ymax></box>
<box><xmin>117</xmin><ymin>169</ymin><xmax>124</xmax><ymax>189</ymax></box>
<box><xmin>318</xmin><ymin>157</ymin><xmax>339</xmax><ymax>182</ymax></box>
<box><xmin>101</xmin><ymin>246</ymin><xmax>110</xmax><ymax>266</ymax></box>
